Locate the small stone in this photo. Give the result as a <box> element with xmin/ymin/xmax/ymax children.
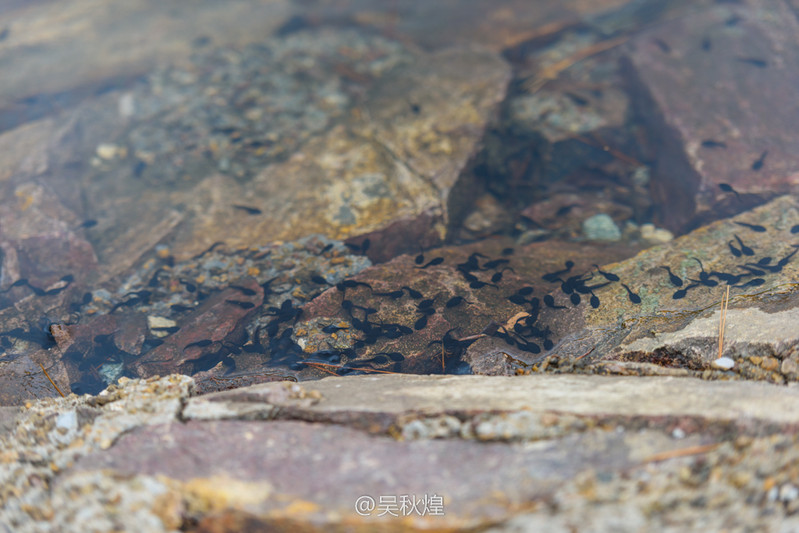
<box><xmin>582</xmin><ymin>214</ymin><xmax>621</xmax><ymax>241</ymax></box>
<box><xmin>729</xmin><ymin>471</ymin><xmax>751</xmax><ymax>489</ymax></box>
<box><xmin>780</xmin><ymin>484</ymin><xmax>799</xmax><ymax>502</ymax></box>
<box><xmin>671</xmin><ymin>427</ymin><xmax>686</xmax><ymax>439</ymax></box>
<box><xmin>712</xmin><ymin>357</ymin><xmax>735</xmax><ymax>370</ymax></box>
<box><xmin>639</xmin><ymin>223</ymin><xmax>674</xmax><ymax>244</ymax></box>
<box><xmin>781</xmin><ymin>358</ymin><xmax>798</xmax><ymax>376</ymax></box>
<box><xmin>96</xmin><ymin>143</ymin><xmax>120</xmax><ymax>160</ymax></box>
<box><xmin>516</xmin><ymin>229</ymin><xmax>550</xmax><ymax>245</ymax></box>
<box><xmin>761</xmin><ymin>357</ymin><xmax>779</xmax><ymax>372</ymax></box>
<box><xmin>147</xmin><ymin>316</ymin><xmax>177</xmax><ymax>330</ymax></box>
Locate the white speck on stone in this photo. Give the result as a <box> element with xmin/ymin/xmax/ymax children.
<box><xmin>582</xmin><ymin>214</ymin><xmax>621</xmax><ymax>241</ymax></box>
<box><xmin>672</xmin><ymin>428</ymin><xmax>686</xmax><ymax>439</ymax></box>
<box><xmin>767</xmin><ymin>487</ymin><xmax>779</xmax><ymax>502</ymax></box>
<box><xmin>780</xmin><ymin>484</ymin><xmax>799</xmax><ymax>502</ymax></box>
<box><xmin>712</xmin><ymin>357</ymin><xmax>735</xmax><ymax>370</ymax></box>
<box><xmin>55</xmin><ymin>410</ymin><xmax>77</xmax><ymax>431</ymax></box>
<box><xmin>96</xmin><ymin>143</ymin><xmax>120</xmax><ymax>160</ymax></box>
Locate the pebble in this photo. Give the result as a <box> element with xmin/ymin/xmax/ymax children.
<box><xmin>780</xmin><ymin>484</ymin><xmax>799</xmax><ymax>502</ymax></box>
<box><xmin>712</xmin><ymin>357</ymin><xmax>735</xmax><ymax>370</ymax></box>
<box><xmin>96</xmin><ymin>143</ymin><xmax>121</xmax><ymax>160</ymax></box>
<box><xmin>781</xmin><ymin>358</ymin><xmax>798</xmax><ymax>376</ymax></box>
<box><xmin>639</xmin><ymin>223</ymin><xmax>674</xmax><ymax>244</ymax></box>
<box><xmin>761</xmin><ymin>357</ymin><xmax>779</xmax><ymax>372</ymax></box>
<box><xmin>582</xmin><ymin>214</ymin><xmax>621</xmax><ymax>241</ymax></box>
<box><xmin>147</xmin><ymin>316</ymin><xmax>177</xmax><ymax>330</ymax></box>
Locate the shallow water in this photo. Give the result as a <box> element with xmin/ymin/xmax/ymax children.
<box><xmin>0</xmin><ymin>0</ymin><xmax>796</xmax><ymax>402</ymax></box>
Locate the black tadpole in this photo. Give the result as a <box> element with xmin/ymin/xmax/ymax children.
<box><xmin>543</xmin><ymin>295</ymin><xmax>566</xmax><ymax>309</ymax></box>
<box><xmin>702</xmin><ymin>140</ymin><xmax>727</xmax><ymax>149</ymax></box>
<box><xmin>727</xmin><ymin>241</ymin><xmax>742</xmax><ymax>257</ymax></box>
<box><xmin>232</xmin><ymin>204</ymin><xmax>263</xmax><ymax>215</ymax></box>
<box><xmin>733</xmin><ymin>234</ymin><xmax>755</xmax><ymax>256</ymax></box>
<box><xmin>592</xmin><ymin>264</ymin><xmax>620</xmax><ymax>282</ymax></box>
<box><xmin>416</xmin><ymin>257</ymin><xmax>444</xmax><ymax>269</ymax></box>
<box><xmin>445</xmin><ymin>296</ymin><xmax>470</xmax><ymax>308</ymax></box>
<box><xmin>751</xmin><ymin>150</ymin><xmax>768</xmax><ymax>171</ymax></box>
<box><xmin>543</xmin><ymin>260</ymin><xmax>574</xmax><ymax>282</ymax></box>
<box><xmin>660</xmin><ymin>266</ymin><xmax>683</xmax><ymax>287</ymax></box>
<box><xmin>734</xmin><ymin>221</ymin><xmax>767</xmax><ymax>233</ymax></box>
<box><xmin>718</xmin><ymin>183</ymin><xmax>740</xmax><ymax>201</ymax></box>
<box><xmin>621</xmin><ymin>283</ymin><xmax>641</xmax><ymax>304</ymax></box>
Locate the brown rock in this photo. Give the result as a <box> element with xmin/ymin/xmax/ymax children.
<box><xmin>0</xmin><ymin>351</ymin><xmax>69</xmax><ymax>405</ymax></box>
<box><xmin>0</xmin><ymin>182</ymin><xmax>97</xmax><ymax>299</ymax></box>
<box><xmin>71</xmin><ymin>418</ymin><xmax>680</xmax><ymax>528</ymax></box>
<box><xmin>132</xmin><ymin>279</ymin><xmax>263</xmax><ymax>378</ymax></box>
<box><xmin>295</xmin><ymin>237</ymin><xmax>639</xmax><ymax>376</ymax></box>
<box><xmin>621</xmin><ymin>0</ymin><xmax>799</xmax><ymax>231</ymax></box>
<box><xmin>167</xmin><ymin>44</ymin><xmax>510</xmax><ymax>260</ymax></box>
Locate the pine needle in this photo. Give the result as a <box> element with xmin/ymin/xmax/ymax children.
<box><xmin>717</xmin><ymin>285</ymin><xmax>730</xmax><ymax>360</ymax></box>
<box><xmin>36</xmin><ymin>361</ymin><xmax>65</xmax><ymax>398</ymax></box>
<box><xmin>644</xmin><ymin>443</ymin><xmax>720</xmax><ymax>463</ymax></box>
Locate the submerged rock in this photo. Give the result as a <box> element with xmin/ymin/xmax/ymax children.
<box><xmin>582</xmin><ymin>213</ymin><xmax>622</xmax><ymax>241</ymax></box>
<box><xmin>77</xmin><ymin>29</ymin><xmax>511</xmax><ymax>263</ymax></box>
<box><xmin>294</xmin><ymin>237</ymin><xmax>639</xmax><ymax>377</ymax></box>
<box><xmin>621</xmin><ymin>0</ymin><xmax>799</xmax><ymax>231</ymax></box>
<box><xmin>487</xmin><ymin>195</ymin><xmax>799</xmax><ymax>382</ymax></box>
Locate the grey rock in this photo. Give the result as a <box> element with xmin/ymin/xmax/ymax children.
<box><xmin>582</xmin><ymin>213</ymin><xmax>622</xmax><ymax>241</ymax></box>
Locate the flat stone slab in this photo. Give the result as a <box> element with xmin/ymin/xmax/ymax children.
<box><xmin>73</xmin><ymin>419</ymin><xmax>660</xmax><ymax>528</ymax></box>
<box><xmin>185</xmin><ymin>374</ymin><xmax>799</xmax><ymax>433</ymax></box>
<box><xmin>4</xmin><ymin>374</ymin><xmax>799</xmax><ymax>532</ymax></box>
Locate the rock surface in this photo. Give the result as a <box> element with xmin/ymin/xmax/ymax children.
<box><xmin>67</xmin><ymin>31</ymin><xmax>511</xmax><ymax>264</ymax></box>
<box><xmin>0</xmin><ymin>0</ymin><xmax>292</xmax><ymax>130</ymax></box>
<box><xmin>622</xmin><ymin>0</ymin><xmax>799</xmax><ymax>231</ymax></box>
<box><xmin>3</xmin><ymin>374</ymin><xmax>799</xmax><ymax>531</ymax></box>
<box><xmin>293</xmin><ymin>237</ymin><xmax>639</xmax><ymax>377</ymax></box>
<box><xmin>502</xmin><ymin>196</ymin><xmax>799</xmax><ymax>382</ymax></box>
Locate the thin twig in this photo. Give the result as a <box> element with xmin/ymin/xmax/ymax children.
<box><xmin>36</xmin><ymin>362</ymin><xmax>65</xmax><ymax>398</ymax></box>
<box><xmin>644</xmin><ymin>443</ymin><xmax>720</xmax><ymax>463</ymax></box>
<box><xmin>717</xmin><ymin>285</ymin><xmax>730</xmax><ymax>359</ymax></box>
